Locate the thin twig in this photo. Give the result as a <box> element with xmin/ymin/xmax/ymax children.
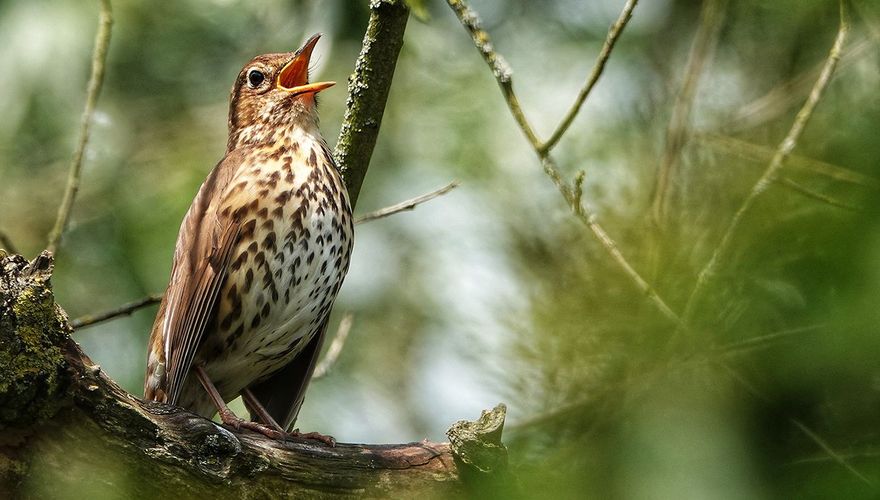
<box><xmin>46</xmin><ymin>0</ymin><xmax>113</xmax><ymax>255</ymax></box>
<box><xmin>0</xmin><ymin>230</ymin><xmax>18</xmax><ymax>255</ymax></box>
<box><xmin>696</xmin><ymin>133</ymin><xmax>880</xmax><ymax>189</ymax></box>
<box><xmin>719</xmin><ymin>360</ymin><xmax>875</xmax><ymax>487</ymax></box>
<box><xmin>680</xmin><ymin>3</ymin><xmax>849</xmax><ymax>329</ymax></box>
<box><xmin>448</xmin><ymin>0</ymin><xmax>681</xmax><ymax>326</ymax></box>
<box><xmin>71</xmin><ymin>293</ymin><xmax>162</xmax><ymax>329</ymax></box>
<box><xmin>650</xmin><ymin>0</ymin><xmax>727</xmax><ymax>224</ymax></box>
<box><xmin>446</xmin><ymin>0</ymin><xmax>541</xmax><ymax>149</ymax></box>
<box><xmin>313</xmin><ymin>313</ymin><xmax>354</xmax><ymax>379</ymax></box>
<box><xmin>355</xmin><ymin>181</ymin><xmax>459</xmax><ymax>224</ymax></box>
<box><xmin>577</xmin><ymin>205</ymin><xmax>682</xmax><ymax>326</ymax></box>
<box><xmin>540</xmin><ymin>0</ymin><xmax>639</xmax><ymax>154</ymax></box>
<box><xmin>715</xmin><ymin>324</ymin><xmax>825</xmax><ymax>356</ymax></box>
<box><xmin>725</xmin><ymin>36</ymin><xmax>869</xmax><ymax>133</ymax></box>
<box><xmin>778</xmin><ymin>177</ymin><xmax>861</xmax><ymax>211</ymax></box>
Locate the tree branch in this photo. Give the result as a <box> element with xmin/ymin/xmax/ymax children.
<box><xmin>70</xmin><ymin>293</ymin><xmax>162</xmax><ymax>329</ymax></box>
<box><xmin>312</xmin><ymin>313</ymin><xmax>354</xmax><ymax>379</ymax></box>
<box><xmin>679</xmin><ymin>2</ymin><xmax>849</xmax><ymax>329</ymax></box>
<box><xmin>446</xmin><ymin>0</ymin><xmax>541</xmax><ymax>149</ymax></box>
<box><xmin>0</xmin><ymin>253</ymin><xmax>508</xmax><ymax>496</ymax></box>
<box><xmin>355</xmin><ymin>181</ymin><xmax>459</xmax><ymax>224</ymax></box>
<box><xmin>334</xmin><ymin>0</ymin><xmax>410</xmax><ymax>208</ymax></box>
<box><xmin>649</xmin><ymin>0</ymin><xmax>727</xmax><ymax>224</ymax></box>
<box><xmin>540</xmin><ymin>0</ymin><xmax>639</xmax><ymax>154</ymax></box>
<box><xmin>447</xmin><ymin>0</ymin><xmax>682</xmax><ymax>326</ymax></box>
<box><xmin>46</xmin><ymin>0</ymin><xmax>113</xmax><ymax>255</ymax></box>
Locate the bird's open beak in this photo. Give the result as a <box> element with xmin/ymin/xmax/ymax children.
<box><xmin>277</xmin><ymin>33</ymin><xmax>335</xmax><ymax>96</ymax></box>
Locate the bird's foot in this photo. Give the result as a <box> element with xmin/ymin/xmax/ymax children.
<box><xmin>218</xmin><ymin>408</ymin><xmax>285</xmax><ymax>440</ymax></box>
<box><xmin>290</xmin><ymin>428</ymin><xmax>336</xmax><ymax>447</ymax></box>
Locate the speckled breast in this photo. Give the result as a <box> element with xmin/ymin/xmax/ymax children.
<box><xmin>196</xmin><ymin>134</ymin><xmax>353</xmax><ymax>400</ymax></box>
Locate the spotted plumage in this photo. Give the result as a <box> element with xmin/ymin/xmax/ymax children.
<box><xmin>144</xmin><ymin>35</ymin><xmax>352</xmax><ymax>439</ymax></box>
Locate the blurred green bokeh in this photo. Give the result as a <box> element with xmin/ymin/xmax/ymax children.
<box><xmin>1</xmin><ymin>0</ymin><xmax>879</xmax><ymax>497</ymax></box>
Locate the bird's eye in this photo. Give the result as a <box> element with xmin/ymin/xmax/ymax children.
<box><xmin>247</xmin><ymin>69</ymin><xmax>265</xmax><ymax>88</ymax></box>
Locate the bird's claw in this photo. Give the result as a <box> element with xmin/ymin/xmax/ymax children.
<box><xmin>290</xmin><ymin>428</ymin><xmax>336</xmax><ymax>447</ymax></box>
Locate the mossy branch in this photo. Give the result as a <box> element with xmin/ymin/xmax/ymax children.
<box><xmin>334</xmin><ymin>0</ymin><xmax>410</xmax><ymax>208</ymax></box>
<box><xmin>0</xmin><ymin>253</ymin><xmax>509</xmax><ymax>496</ymax></box>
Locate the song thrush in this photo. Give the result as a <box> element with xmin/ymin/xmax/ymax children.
<box><xmin>143</xmin><ymin>34</ymin><xmax>353</xmax><ymax>444</ymax></box>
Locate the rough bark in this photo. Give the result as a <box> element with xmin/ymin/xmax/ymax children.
<box><xmin>334</xmin><ymin>0</ymin><xmax>409</xmax><ymax>207</ymax></box>
<box><xmin>0</xmin><ymin>252</ymin><xmax>508</xmax><ymax>498</ymax></box>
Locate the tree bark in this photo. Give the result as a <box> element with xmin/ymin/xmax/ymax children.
<box><xmin>0</xmin><ymin>252</ymin><xmax>508</xmax><ymax>498</ymax></box>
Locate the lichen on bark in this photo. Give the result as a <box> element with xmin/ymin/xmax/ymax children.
<box><xmin>0</xmin><ymin>252</ymin><xmax>70</xmax><ymax>429</ymax></box>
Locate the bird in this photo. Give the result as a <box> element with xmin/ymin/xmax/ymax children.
<box><xmin>143</xmin><ymin>34</ymin><xmax>353</xmax><ymax>445</ymax></box>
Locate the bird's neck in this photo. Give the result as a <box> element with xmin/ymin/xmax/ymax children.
<box><xmin>227</xmin><ymin>112</ymin><xmax>321</xmax><ymax>153</ymax></box>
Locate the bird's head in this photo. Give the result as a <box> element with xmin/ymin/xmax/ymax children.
<box><xmin>226</xmin><ymin>34</ymin><xmax>334</xmax><ymax>151</ymax></box>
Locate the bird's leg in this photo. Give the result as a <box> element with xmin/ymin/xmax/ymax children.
<box><xmin>242</xmin><ymin>388</ymin><xmax>336</xmax><ymax>446</ymax></box>
<box><xmin>194</xmin><ymin>365</ymin><xmax>284</xmax><ymax>440</ymax></box>
<box><xmin>242</xmin><ymin>388</ymin><xmax>284</xmax><ymax>432</ymax></box>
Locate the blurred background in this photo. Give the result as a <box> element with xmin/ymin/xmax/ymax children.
<box><xmin>1</xmin><ymin>0</ymin><xmax>879</xmax><ymax>497</ymax></box>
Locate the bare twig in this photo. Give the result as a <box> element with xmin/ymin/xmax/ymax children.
<box><xmin>46</xmin><ymin>0</ymin><xmax>113</xmax><ymax>255</ymax></box>
<box><xmin>719</xmin><ymin>361</ymin><xmax>874</xmax><ymax>487</ymax></box>
<box><xmin>446</xmin><ymin>0</ymin><xmax>541</xmax><ymax>149</ymax></box>
<box><xmin>0</xmin><ymin>230</ymin><xmax>18</xmax><ymax>255</ymax></box>
<box><xmin>725</xmin><ymin>36</ymin><xmax>870</xmax><ymax>133</ymax></box>
<box><xmin>777</xmin><ymin>177</ymin><xmax>861</xmax><ymax>211</ymax></box>
<box><xmin>577</xmin><ymin>205</ymin><xmax>682</xmax><ymax>325</ymax></box>
<box><xmin>790</xmin><ymin>419</ymin><xmax>876</xmax><ymax>487</ymax></box>
<box><xmin>540</xmin><ymin>0</ymin><xmax>639</xmax><ymax>154</ymax></box>
<box><xmin>696</xmin><ymin>133</ymin><xmax>880</xmax><ymax>189</ymax></box>
<box><xmin>448</xmin><ymin>0</ymin><xmax>681</xmax><ymax>326</ymax></box>
<box><xmin>355</xmin><ymin>181</ymin><xmax>459</xmax><ymax>224</ymax></box>
<box><xmin>71</xmin><ymin>293</ymin><xmax>162</xmax><ymax>329</ymax></box>
<box><xmin>650</xmin><ymin>0</ymin><xmax>727</xmax><ymax>224</ymax></box>
<box><xmin>680</xmin><ymin>3</ymin><xmax>849</xmax><ymax>329</ymax></box>
<box><xmin>715</xmin><ymin>324</ymin><xmax>825</xmax><ymax>356</ymax></box>
<box><xmin>313</xmin><ymin>313</ymin><xmax>354</xmax><ymax>379</ymax></box>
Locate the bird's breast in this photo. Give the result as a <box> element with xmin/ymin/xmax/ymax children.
<box><xmin>201</xmin><ymin>136</ymin><xmax>353</xmax><ymax>396</ymax></box>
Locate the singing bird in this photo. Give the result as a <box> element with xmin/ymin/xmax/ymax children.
<box><xmin>143</xmin><ymin>34</ymin><xmax>353</xmax><ymax>444</ymax></box>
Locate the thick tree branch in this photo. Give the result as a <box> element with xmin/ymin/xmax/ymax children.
<box><xmin>0</xmin><ymin>253</ymin><xmax>508</xmax><ymax>496</ymax></box>
<box><xmin>334</xmin><ymin>0</ymin><xmax>410</xmax><ymax>207</ymax></box>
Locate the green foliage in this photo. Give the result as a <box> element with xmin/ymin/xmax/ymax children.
<box><xmin>1</xmin><ymin>0</ymin><xmax>879</xmax><ymax>496</ymax></box>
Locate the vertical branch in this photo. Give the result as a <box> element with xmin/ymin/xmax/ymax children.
<box><xmin>46</xmin><ymin>0</ymin><xmax>113</xmax><ymax>255</ymax></box>
<box><xmin>679</xmin><ymin>3</ymin><xmax>849</xmax><ymax>329</ymax></box>
<box><xmin>334</xmin><ymin>0</ymin><xmax>410</xmax><ymax>208</ymax></box>
<box><xmin>649</xmin><ymin>0</ymin><xmax>728</xmax><ymax>225</ymax></box>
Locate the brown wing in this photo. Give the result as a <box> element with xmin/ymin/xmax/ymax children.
<box><xmin>144</xmin><ymin>151</ymin><xmax>245</xmax><ymax>405</ymax></box>
<box><xmin>244</xmin><ymin>319</ymin><xmax>328</xmax><ymax>430</ymax></box>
